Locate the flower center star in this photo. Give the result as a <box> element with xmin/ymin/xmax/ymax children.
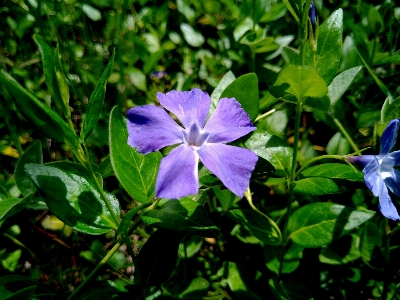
<box><xmin>182</xmin><ymin>122</ymin><xmax>210</xmax><ymax>151</ymax></box>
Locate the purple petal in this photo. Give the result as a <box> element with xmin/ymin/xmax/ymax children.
<box><xmin>388</xmin><ymin>150</ymin><xmax>400</xmax><ymax>166</ymax></box>
<box><xmin>376</xmin><ymin>174</ymin><xmax>400</xmax><ymax>220</ymax></box>
<box><xmin>198</xmin><ymin>144</ymin><xmax>258</xmax><ymax>197</ymax></box>
<box><xmin>157</xmin><ymin>89</ymin><xmax>211</xmax><ymax>128</ymax></box>
<box><xmin>384</xmin><ymin>169</ymin><xmax>400</xmax><ymax>197</ymax></box>
<box><xmin>156</xmin><ymin>145</ymin><xmax>199</xmax><ymax>199</ymax></box>
<box><xmin>127</xmin><ymin>105</ymin><xmax>183</xmax><ymax>154</ymax></box>
<box><xmin>346</xmin><ymin>155</ymin><xmax>375</xmax><ymax>168</ymax></box>
<box><xmin>363</xmin><ymin>159</ymin><xmax>380</xmax><ymax>195</ymax></box>
<box><xmin>204</xmin><ymin>98</ymin><xmax>256</xmax><ymax>143</ymax></box>
<box><xmin>380</xmin><ymin>119</ymin><xmax>400</xmax><ymax>155</ymax></box>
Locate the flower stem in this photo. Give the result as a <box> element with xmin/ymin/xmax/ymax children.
<box><xmin>254</xmin><ymin>109</ymin><xmax>276</xmax><ymax>123</ymax></box>
<box><xmin>244</xmin><ymin>188</ymin><xmax>282</xmax><ymax>240</ymax></box>
<box><xmin>332</xmin><ymin>117</ymin><xmax>361</xmax><ymax>156</ymax></box>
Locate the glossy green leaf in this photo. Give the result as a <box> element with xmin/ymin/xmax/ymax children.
<box><xmin>244</xmin><ymin>131</ymin><xmax>292</xmax><ymax>176</ymax></box>
<box><xmin>288</xmin><ymin>203</ymin><xmax>375</xmax><ymax>248</ymax></box>
<box><xmin>360</xmin><ymin>219</ymin><xmax>382</xmax><ymax>262</ymax></box>
<box><xmin>178</xmin><ymin>235</ymin><xmax>203</xmax><ymax>258</ymax></box>
<box><xmin>213</xmin><ymin>187</ymin><xmax>238</xmax><ymax>211</ymax></box>
<box><xmin>97</xmin><ymin>156</ymin><xmax>114</xmax><ymax>178</ymax></box>
<box><xmin>109</xmin><ymin>106</ymin><xmax>161</xmax><ymax>202</ymax></box>
<box><xmin>15</xmin><ymin>141</ymin><xmax>42</xmax><ymax>196</ymax></box>
<box><xmin>269</xmin><ymin>65</ymin><xmax>328</xmax><ymax>104</ymax></box>
<box><xmin>319</xmin><ymin>234</ymin><xmax>360</xmax><ymax>265</ymax></box>
<box><xmin>0</xmin><ymin>186</ymin><xmax>11</xmax><ymax>200</ymax></box>
<box><xmin>226</xmin><ymin>262</ymin><xmax>267</xmax><ymax>300</ymax></box>
<box><xmin>263</xmin><ymin>243</ymin><xmax>303</xmax><ymax>274</ymax></box>
<box><xmin>227</xmin><ymin>209</ymin><xmax>281</xmax><ymax>245</ymax></box>
<box><xmin>381</xmin><ymin>96</ymin><xmax>400</xmax><ymax>123</ymax></box>
<box><xmin>281</xmin><ymin>0</ymin><xmax>299</xmax><ymax>22</ymax></box>
<box><xmin>327</xmin><ymin>66</ymin><xmax>363</xmax><ymax>107</ymax></box>
<box><xmin>3</xmin><ymin>286</ymin><xmax>35</xmax><ymax>300</ymax></box>
<box><xmin>260</xmin><ymin>3</ymin><xmax>287</xmax><ymax>23</ymax></box>
<box><xmin>0</xmin><ymin>193</ymin><xmax>34</xmax><ymax>220</ymax></box>
<box><xmin>82</xmin><ymin>50</ymin><xmax>115</xmax><ymax>141</ymax></box>
<box><xmin>292</xmin><ymin>177</ymin><xmax>361</xmax><ymax>195</ymax></box>
<box><xmin>116</xmin><ymin>201</ymin><xmax>152</xmax><ymax>238</ymax></box>
<box><xmin>305</xmin><ymin>9</ymin><xmax>343</xmax><ymax>85</ymax></box>
<box><xmin>220</xmin><ymin>73</ymin><xmax>259</xmax><ymax>120</ymax></box>
<box><xmin>25</xmin><ymin>163</ymin><xmax>120</xmax><ymax>234</ymax></box>
<box><xmin>2</xmin><ymin>250</ymin><xmax>21</xmax><ymax>272</ymax></box>
<box><xmin>142</xmin><ymin>197</ymin><xmax>219</xmax><ymax>237</ymax></box>
<box><xmin>210</xmin><ymin>71</ymin><xmax>236</xmax><ymax>115</ymax></box>
<box><xmin>126</xmin><ymin>67</ymin><xmax>147</xmax><ymax>92</ymax></box>
<box><xmin>54</xmin><ymin>46</ymin><xmax>70</xmax><ymax>111</ymax></box>
<box><xmin>138</xmin><ymin>229</ymin><xmax>183</xmax><ymax>288</ymax></box>
<box><xmin>33</xmin><ymin>35</ymin><xmax>64</xmax><ymax>115</ymax></box>
<box><xmin>177</xmin><ymin>277</ymin><xmax>209</xmax><ymax>299</ymax></box>
<box><xmin>0</xmin><ymin>71</ymin><xmax>79</xmax><ymax>148</ymax></box>
<box><xmin>301</xmin><ymin>163</ymin><xmax>364</xmax><ymax>181</ymax></box>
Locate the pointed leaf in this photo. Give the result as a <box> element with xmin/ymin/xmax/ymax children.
<box><xmin>301</xmin><ymin>163</ymin><xmax>364</xmax><ymax>181</ymax></box>
<box><xmin>54</xmin><ymin>45</ymin><xmax>70</xmax><ymax>113</ymax></box>
<box><xmin>227</xmin><ymin>209</ymin><xmax>281</xmax><ymax>245</ymax></box>
<box><xmin>142</xmin><ymin>197</ymin><xmax>219</xmax><ymax>237</ymax></box>
<box><xmin>269</xmin><ymin>65</ymin><xmax>328</xmax><ymax>103</ymax></box>
<box><xmin>109</xmin><ymin>106</ymin><xmax>162</xmax><ymax>202</ymax></box>
<box><xmin>25</xmin><ymin>163</ymin><xmax>120</xmax><ymax>234</ymax></box>
<box><xmin>210</xmin><ymin>71</ymin><xmax>236</xmax><ymax>115</ymax></box>
<box><xmin>82</xmin><ymin>50</ymin><xmax>115</xmax><ymax>140</ymax></box>
<box><xmin>0</xmin><ymin>71</ymin><xmax>79</xmax><ymax>148</ymax></box>
<box><xmin>288</xmin><ymin>203</ymin><xmax>375</xmax><ymax>248</ymax></box>
<box><xmin>220</xmin><ymin>73</ymin><xmax>259</xmax><ymax>120</ymax></box>
<box><xmin>327</xmin><ymin>66</ymin><xmax>362</xmax><ymax>107</ymax></box>
<box><xmin>15</xmin><ymin>141</ymin><xmax>42</xmax><ymax>196</ymax></box>
<box><xmin>292</xmin><ymin>177</ymin><xmax>362</xmax><ymax>195</ymax></box>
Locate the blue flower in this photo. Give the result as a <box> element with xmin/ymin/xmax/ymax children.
<box><xmin>347</xmin><ymin>119</ymin><xmax>400</xmax><ymax>220</ymax></box>
<box><xmin>309</xmin><ymin>0</ymin><xmax>316</xmax><ymax>26</ymax></box>
<box><xmin>126</xmin><ymin>88</ymin><xmax>258</xmax><ymax>199</ymax></box>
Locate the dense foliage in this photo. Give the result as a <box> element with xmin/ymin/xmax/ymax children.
<box><xmin>1</xmin><ymin>0</ymin><xmax>400</xmax><ymax>299</ymax></box>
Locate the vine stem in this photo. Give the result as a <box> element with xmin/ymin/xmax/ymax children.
<box><xmin>244</xmin><ymin>188</ymin><xmax>282</xmax><ymax>240</ymax></box>
<box><xmin>67</xmin><ymin>216</ymin><xmax>145</xmax><ymax>300</ymax></box>
<box><xmin>332</xmin><ymin>117</ymin><xmax>361</xmax><ymax>156</ymax></box>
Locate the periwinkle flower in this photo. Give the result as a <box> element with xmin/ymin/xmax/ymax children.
<box><xmin>127</xmin><ymin>88</ymin><xmax>258</xmax><ymax>199</ymax></box>
<box><xmin>309</xmin><ymin>0</ymin><xmax>316</xmax><ymax>26</ymax></box>
<box><xmin>347</xmin><ymin>119</ymin><xmax>400</xmax><ymax>220</ymax></box>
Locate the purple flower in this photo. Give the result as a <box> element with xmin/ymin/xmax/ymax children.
<box><xmin>127</xmin><ymin>88</ymin><xmax>258</xmax><ymax>199</ymax></box>
<box><xmin>309</xmin><ymin>0</ymin><xmax>316</xmax><ymax>26</ymax></box>
<box><xmin>347</xmin><ymin>119</ymin><xmax>400</xmax><ymax>220</ymax></box>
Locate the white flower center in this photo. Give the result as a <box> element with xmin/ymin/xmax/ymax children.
<box><xmin>182</xmin><ymin>123</ymin><xmax>209</xmax><ymax>151</ymax></box>
<box><xmin>379</xmin><ymin>155</ymin><xmax>395</xmax><ymax>180</ymax></box>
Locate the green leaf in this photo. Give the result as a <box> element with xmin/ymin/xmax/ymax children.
<box><xmin>33</xmin><ymin>35</ymin><xmax>64</xmax><ymax>115</ymax></box>
<box><xmin>213</xmin><ymin>187</ymin><xmax>238</xmax><ymax>211</ymax></box>
<box><xmin>327</xmin><ymin>66</ymin><xmax>363</xmax><ymax>107</ymax></box>
<box><xmin>2</xmin><ymin>250</ymin><xmax>21</xmax><ymax>272</ymax></box>
<box><xmin>177</xmin><ymin>277</ymin><xmax>210</xmax><ymax>299</ymax></box>
<box><xmin>81</xmin><ymin>4</ymin><xmax>102</xmax><ymax>21</ymax></box>
<box><xmin>0</xmin><ymin>193</ymin><xmax>34</xmax><ymax>220</ymax></box>
<box><xmin>178</xmin><ymin>235</ymin><xmax>203</xmax><ymax>258</ymax></box>
<box><xmin>226</xmin><ymin>262</ymin><xmax>267</xmax><ymax>300</ymax></box>
<box><xmin>305</xmin><ymin>9</ymin><xmax>343</xmax><ymax>85</ymax></box>
<box><xmin>109</xmin><ymin>106</ymin><xmax>162</xmax><ymax>202</ymax></box>
<box><xmin>227</xmin><ymin>209</ymin><xmax>281</xmax><ymax>245</ymax></box>
<box><xmin>260</xmin><ymin>3</ymin><xmax>287</xmax><ymax>23</ymax></box>
<box><xmin>97</xmin><ymin>156</ymin><xmax>114</xmax><ymax>178</ymax></box>
<box><xmin>82</xmin><ymin>50</ymin><xmax>115</xmax><ymax>141</ymax></box>
<box><xmin>263</xmin><ymin>243</ymin><xmax>303</xmax><ymax>274</ymax></box>
<box><xmin>25</xmin><ymin>163</ymin><xmax>120</xmax><ymax>234</ymax></box>
<box><xmin>319</xmin><ymin>234</ymin><xmax>360</xmax><ymax>264</ymax></box>
<box><xmin>269</xmin><ymin>65</ymin><xmax>328</xmax><ymax>105</ymax></box>
<box><xmin>301</xmin><ymin>163</ymin><xmax>364</xmax><ymax>181</ymax></box>
<box><xmin>0</xmin><ymin>71</ymin><xmax>79</xmax><ymax>148</ymax></box>
<box><xmin>54</xmin><ymin>45</ymin><xmax>70</xmax><ymax>113</ymax></box>
<box><xmin>116</xmin><ymin>201</ymin><xmax>152</xmax><ymax>238</ymax></box>
<box><xmin>292</xmin><ymin>177</ymin><xmax>361</xmax><ymax>195</ymax></box>
<box><xmin>244</xmin><ymin>131</ymin><xmax>292</xmax><ymax>176</ymax></box>
<box><xmin>210</xmin><ymin>71</ymin><xmax>236</xmax><ymax>115</ymax></box>
<box><xmin>142</xmin><ymin>197</ymin><xmax>219</xmax><ymax>237</ymax></box>
<box><xmin>288</xmin><ymin>202</ymin><xmax>375</xmax><ymax>248</ymax></box>
<box><xmin>220</xmin><ymin>73</ymin><xmax>259</xmax><ymax>121</ymax></box>
<box><xmin>381</xmin><ymin>96</ymin><xmax>400</xmax><ymax>123</ymax></box>
<box><xmin>2</xmin><ymin>286</ymin><xmax>36</xmax><ymax>300</ymax></box>
<box><xmin>180</xmin><ymin>23</ymin><xmax>205</xmax><ymax>47</ymax></box>
<box><xmin>15</xmin><ymin>141</ymin><xmax>42</xmax><ymax>196</ymax></box>
<box><xmin>126</xmin><ymin>68</ymin><xmax>147</xmax><ymax>92</ymax></box>
<box><xmin>138</xmin><ymin>229</ymin><xmax>183</xmax><ymax>288</ymax></box>
<box><xmin>0</xmin><ymin>186</ymin><xmax>11</xmax><ymax>200</ymax></box>
<box><xmin>326</xmin><ymin>132</ymin><xmax>351</xmax><ymax>155</ymax></box>
<box><xmin>281</xmin><ymin>0</ymin><xmax>299</xmax><ymax>22</ymax></box>
<box><xmin>360</xmin><ymin>219</ymin><xmax>382</xmax><ymax>262</ymax></box>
